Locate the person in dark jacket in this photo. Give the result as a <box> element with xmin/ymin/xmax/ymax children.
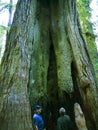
<box><xmin>57</xmin><ymin>107</ymin><xmax>73</xmax><ymax>130</ymax></box>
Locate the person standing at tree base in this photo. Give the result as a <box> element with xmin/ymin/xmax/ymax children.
<box><xmin>57</xmin><ymin>107</ymin><xmax>73</xmax><ymax>130</ymax></box>
<box><xmin>33</xmin><ymin>105</ymin><xmax>44</xmax><ymax>130</ymax></box>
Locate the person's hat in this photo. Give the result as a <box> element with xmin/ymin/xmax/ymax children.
<box><xmin>59</xmin><ymin>107</ymin><xmax>66</xmax><ymax>114</ymax></box>
<box><xmin>34</xmin><ymin>105</ymin><xmax>42</xmax><ymax>110</ymax></box>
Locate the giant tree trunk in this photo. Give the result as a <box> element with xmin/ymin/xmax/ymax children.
<box><xmin>0</xmin><ymin>0</ymin><xmax>98</xmax><ymax>130</ymax></box>
<box><xmin>0</xmin><ymin>0</ymin><xmax>34</xmax><ymax>130</ymax></box>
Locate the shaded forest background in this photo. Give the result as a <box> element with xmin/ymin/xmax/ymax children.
<box><xmin>77</xmin><ymin>0</ymin><xmax>98</xmax><ymax>82</ymax></box>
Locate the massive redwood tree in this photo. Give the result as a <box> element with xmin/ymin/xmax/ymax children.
<box><xmin>0</xmin><ymin>0</ymin><xmax>98</xmax><ymax>130</ymax></box>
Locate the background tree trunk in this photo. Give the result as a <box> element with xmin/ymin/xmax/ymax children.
<box><xmin>0</xmin><ymin>0</ymin><xmax>98</xmax><ymax>130</ymax></box>
<box><xmin>8</xmin><ymin>0</ymin><xmax>13</xmax><ymax>26</ymax></box>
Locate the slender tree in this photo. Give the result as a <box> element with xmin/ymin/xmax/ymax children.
<box><xmin>8</xmin><ymin>0</ymin><xmax>13</xmax><ymax>26</ymax></box>
<box><xmin>0</xmin><ymin>0</ymin><xmax>98</xmax><ymax>130</ymax></box>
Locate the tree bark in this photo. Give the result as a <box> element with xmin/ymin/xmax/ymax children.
<box><xmin>0</xmin><ymin>0</ymin><xmax>98</xmax><ymax>130</ymax></box>
<box><xmin>0</xmin><ymin>0</ymin><xmax>34</xmax><ymax>130</ymax></box>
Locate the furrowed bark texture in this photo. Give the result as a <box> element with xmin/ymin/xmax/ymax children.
<box><xmin>29</xmin><ymin>0</ymin><xmax>98</xmax><ymax>129</ymax></box>
<box><xmin>65</xmin><ymin>1</ymin><xmax>98</xmax><ymax>129</ymax></box>
<box><xmin>0</xmin><ymin>0</ymin><xmax>35</xmax><ymax>130</ymax></box>
<box><xmin>0</xmin><ymin>0</ymin><xmax>98</xmax><ymax>130</ymax></box>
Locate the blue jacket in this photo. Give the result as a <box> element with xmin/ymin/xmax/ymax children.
<box><xmin>33</xmin><ymin>113</ymin><xmax>44</xmax><ymax>130</ymax></box>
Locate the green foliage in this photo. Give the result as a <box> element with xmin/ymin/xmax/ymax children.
<box><xmin>0</xmin><ymin>2</ymin><xmax>16</xmax><ymax>12</ymax></box>
<box><xmin>0</xmin><ymin>1</ymin><xmax>17</xmax><ymax>62</ymax></box>
<box><xmin>77</xmin><ymin>0</ymin><xmax>98</xmax><ymax>82</ymax></box>
<box><xmin>0</xmin><ymin>26</ymin><xmax>6</xmax><ymax>62</ymax></box>
<box><xmin>0</xmin><ymin>25</ymin><xmax>9</xmax><ymax>32</ymax></box>
<box><xmin>77</xmin><ymin>0</ymin><xmax>92</xmax><ymax>34</ymax></box>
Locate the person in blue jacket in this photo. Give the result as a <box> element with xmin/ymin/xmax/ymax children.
<box><xmin>33</xmin><ymin>105</ymin><xmax>44</xmax><ymax>130</ymax></box>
